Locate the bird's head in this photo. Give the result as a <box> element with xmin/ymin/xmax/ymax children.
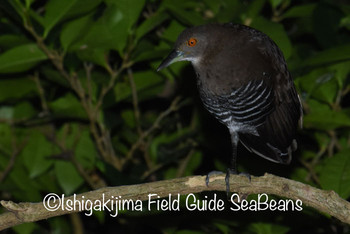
<box><xmin>157</xmin><ymin>25</ymin><xmax>212</xmax><ymax>71</ymax></box>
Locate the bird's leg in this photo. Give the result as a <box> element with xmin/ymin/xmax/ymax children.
<box><xmin>225</xmin><ymin>130</ymin><xmax>239</xmax><ymax>195</ymax></box>
<box><xmin>225</xmin><ymin>130</ymin><xmax>251</xmax><ymax>196</ymax></box>
<box><xmin>205</xmin><ymin>131</ymin><xmax>239</xmax><ymax>188</ymax></box>
<box><xmin>205</xmin><ymin>130</ymin><xmax>250</xmax><ymax>194</ymax></box>
<box><xmin>229</xmin><ymin>130</ymin><xmax>239</xmax><ymax>173</ymax></box>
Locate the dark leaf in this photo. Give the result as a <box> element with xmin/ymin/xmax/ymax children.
<box><xmin>55</xmin><ymin>161</ymin><xmax>84</xmax><ymax>195</ymax></box>
<box><xmin>0</xmin><ymin>44</ymin><xmax>47</xmax><ymax>73</ymax></box>
<box><xmin>319</xmin><ymin>149</ymin><xmax>350</xmax><ymax>199</ymax></box>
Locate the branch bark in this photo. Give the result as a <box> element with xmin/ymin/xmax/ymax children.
<box><xmin>1</xmin><ymin>173</ymin><xmax>349</xmax><ymax>230</ymax></box>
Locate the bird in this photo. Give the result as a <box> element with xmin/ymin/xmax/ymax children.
<box><xmin>157</xmin><ymin>23</ymin><xmax>302</xmax><ymax>193</ymax></box>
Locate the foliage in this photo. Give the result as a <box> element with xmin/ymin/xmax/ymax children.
<box><xmin>0</xmin><ymin>0</ymin><xmax>349</xmax><ymax>233</ymax></box>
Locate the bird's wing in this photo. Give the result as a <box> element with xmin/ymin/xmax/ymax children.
<box><xmin>201</xmin><ymin>78</ymin><xmax>301</xmax><ymax>164</ymax></box>
<box><xmin>224</xmin><ymin>79</ymin><xmax>274</xmax><ymax>127</ymax></box>
<box><xmin>239</xmin><ymin>79</ymin><xmax>302</xmax><ymax>164</ymax></box>
<box><xmin>201</xmin><ymin>79</ymin><xmax>274</xmax><ymax>128</ymax></box>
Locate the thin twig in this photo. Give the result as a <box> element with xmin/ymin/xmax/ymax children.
<box><xmin>69</xmin><ymin>213</ymin><xmax>84</xmax><ymax>234</ymax></box>
<box><xmin>95</xmin><ymin>64</ymin><xmax>125</xmax><ymax>113</ymax></box>
<box><xmin>0</xmin><ymin>151</ymin><xmax>18</xmax><ymax>183</ymax></box>
<box><xmin>127</xmin><ymin>68</ymin><xmax>142</xmax><ymax>136</ymax></box>
<box><xmin>142</xmin><ymin>136</ymin><xmax>155</xmax><ymax>170</ymax></box>
<box><xmin>22</xmin><ymin>9</ymin><xmax>123</xmax><ymax>170</ymax></box>
<box><xmin>299</xmin><ymin>159</ymin><xmax>320</xmax><ymax>185</ymax></box>
<box><xmin>32</xmin><ymin>72</ymin><xmax>49</xmax><ymax>113</ymax></box>
<box><xmin>0</xmin><ymin>128</ymin><xmax>27</xmax><ymax>183</ymax></box>
<box><xmin>45</xmin><ymin>123</ymin><xmax>107</xmax><ymax>189</ymax></box>
<box><xmin>122</xmin><ymin>97</ymin><xmax>183</xmax><ymax>167</ymax></box>
<box><xmin>84</xmin><ymin>62</ymin><xmax>94</xmax><ymax>106</ymax></box>
<box><xmin>176</xmin><ymin>139</ymin><xmax>198</xmax><ymax>178</ymax></box>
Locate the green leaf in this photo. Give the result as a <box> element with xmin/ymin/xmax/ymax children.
<box><xmin>213</xmin><ymin>222</ymin><xmax>230</xmax><ymax>234</ymax></box>
<box><xmin>60</xmin><ymin>14</ymin><xmax>93</xmax><ymax>51</ymax></box>
<box><xmin>78</xmin><ymin>0</ymin><xmax>145</xmax><ymax>55</ymax></box>
<box><xmin>0</xmin><ymin>123</ymin><xmax>12</xmax><ymax>150</ymax></box>
<box><xmin>313</xmin><ymin>77</ymin><xmax>338</xmax><ymax>104</ymax></box>
<box><xmin>114</xmin><ymin>71</ymin><xmax>163</xmax><ymax>102</ymax></box>
<box><xmin>48</xmin><ymin>217</ymin><xmax>71</xmax><ymax>234</ymax></box>
<box><xmin>0</xmin><ymin>34</ymin><xmax>29</xmax><ymax>49</ymax></box>
<box><xmin>13</xmin><ymin>101</ymin><xmax>37</xmax><ymax>119</ymax></box>
<box><xmin>121</xmin><ymin>110</ymin><xmax>136</xmax><ymax>128</ymax></box>
<box><xmin>246</xmin><ymin>0</ymin><xmax>266</xmax><ymax>19</ymax></box>
<box><xmin>43</xmin><ymin>0</ymin><xmax>78</xmax><ymax>38</ymax></box>
<box><xmin>282</xmin><ymin>3</ymin><xmax>316</xmax><ymax>18</ymax></box>
<box><xmin>203</xmin><ymin>0</ymin><xmax>223</xmax><ymax>14</ymax></box>
<box><xmin>75</xmin><ymin>130</ymin><xmax>96</xmax><ymax>169</ymax></box>
<box><xmin>303</xmin><ymin>102</ymin><xmax>350</xmax><ymax>130</ymax></box>
<box><xmin>302</xmin><ymin>44</ymin><xmax>350</xmax><ymax>67</ymax></box>
<box><xmin>28</xmin><ymin>7</ymin><xmax>45</xmax><ymax>26</ymax></box>
<box><xmin>251</xmin><ymin>16</ymin><xmax>292</xmax><ymax>59</ymax></box>
<box><xmin>40</xmin><ymin>67</ymin><xmax>70</xmax><ymax>88</ymax></box>
<box><xmin>49</xmin><ymin>93</ymin><xmax>87</xmax><ymax>119</ymax></box>
<box><xmin>133</xmin><ymin>71</ymin><xmax>164</xmax><ymax>100</ymax></box>
<box><xmin>159</xmin><ymin>21</ymin><xmax>186</xmax><ymax>43</ymax></box>
<box><xmin>269</xmin><ymin>0</ymin><xmax>283</xmax><ymax>9</ymax></box>
<box><xmin>135</xmin><ymin>11</ymin><xmax>168</xmax><ymax>41</ymax></box>
<box><xmin>183</xmin><ymin>151</ymin><xmax>202</xmax><ymax>176</ymax></box>
<box><xmin>340</xmin><ymin>15</ymin><xmax>350</xmax><ymax>30</ymax></box>
<box><xmin>109</xmin><ymin>0</ymin><xmax>146</xmax><ymax>33</ymax></box>
<box><xmin>330</xmin><ymin>61</ymin><xmax>350</xmax><ymax>89</ymax></box>
<box><xmin>290</xmin><ymin>168</ymin><xmax>310</xmax><ymax>185</ymax></box>
<box><xmin>0</xmin><ymin>44</ymin><xmax>47</xmax><ymax>73</ymax></box>
<box><xmin>0</xmin><ymin>78</ymin><xmax>37</xmax><ymax>102</ymax></box>
<box><xmin>74</xmin><ymin>5</ymin><xmax>125</xmax><ymax>54</ymax></box>
<box><xmin>12</xmin><ymin>222</ymin><xmax>39</xmax><ymax>234</ymax></box>
<box><xmin>133</xmin><ymin>47</ymin><xmax>167</xmax><ymax>63</ymax></box>
<box><xmin>55</xmin><ymin>161</ymin><xmax>84</xmax><ymax>195</ymax></box>
<box><xmin>163</xmin><ymin>0</ymin><xmax>204</xmax><ymax>25</ymax></box>
<box><xmin>312</xmin><ymin>3</ymin><xmax>343</xmax><ymax>49</ymax></box>
<box><xmin>296</xmin><ymin>67</ymin><xmax>338</xmax><ymax>104</ymax></box>
<box><xmin>57</xmin><ymin>123</ymin><xmax>81</xmax><ymax>149</ymax></box>
<box><xmin>60</xmin><ymin>0</ymin><xmax>102</xmax><ymax>21</ymax></box>
<box><xmin>216</xmin><ymin>0</ymin><xmax>243</xmax><ymax>22</ymax></box>
<box><xmin>319</xmin><ymin>149</ymin><xmax>350</xmax><ymax>199</ymax></box>
<box><xmin>7</xmin><ymin>0</ymin><xmax>26</xmax><ymax>22</ymax></box>
<box><xmin>22</xmin><ymin>131</ymin><xmax>56</xmax><ymax>178</ymax></box>
<box><xmin>249</xmin><ymin>222</ymin><xmax>289</xmax><ymax>234</ymax></box>
<box><xmin>9</xmin><ymin>161</ymin><xmax>42</xmax><ymax>201</ymax></box>
<box><xmin>76</xmin><ymin>48</ymin><xmax>108</xmax><ymax>68</ymax></box>
<box><xmin>43</xmin><ymin>0</ymin><xmax>101</xmax><ymax>38</ymax></box>
<box><xmin>113</xmin><ymin>81</ymin><xmax>130</xmax><ymax>103</ymax></box>
<box><xmin>149</xmin><ymin>128</ymin><xmax>192</xmax><ymax>164</ymax></box>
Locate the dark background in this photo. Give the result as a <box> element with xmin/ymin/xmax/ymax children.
<box><xmin>0</xmin><ymin>0</ymin><xmax>350</xmax><ymax>233</ymax></box>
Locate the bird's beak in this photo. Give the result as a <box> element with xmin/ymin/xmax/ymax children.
<box><xmin>157</xmin><ymin>50</ymin><xmax>184</xmax><ymax>71</ymax></box>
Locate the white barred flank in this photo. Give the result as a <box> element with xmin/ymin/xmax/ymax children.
<box><xmin>201</xmin><ymin>79</ymin><xmax>274</xmax><ymax>129</ymax></box>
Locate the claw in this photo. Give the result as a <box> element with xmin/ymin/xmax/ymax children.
<box><xmin>225</xmin><ymin>169</ymin><xmax>251</xmax><ymax>197</ymax></box>
<box><xmin>239</xmin><ymin>172</ymin><xmax>251</xmax><ymax>182</ymax></box>
<box><xmin>225</xmin><ymin>168</ymin><xmax>237</xmax><ymax>196</ymax></box>
<box><xmin>206</xmin><ymin>169</ymin><xmax>251</xmax><ymax>197</ymax></box>
<box><xmin>205</xmin><ymin>171</ymin><xmax>225</xmax><ymax>187</ymax></box>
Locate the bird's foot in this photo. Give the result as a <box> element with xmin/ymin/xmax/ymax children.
<box><xmin>225</xmin><ymin>169</ymin><xmax>251</xmax><ymax>197</ymax></box>
<box><xmin>205</xmin><ymin>171</ymin><xmax>225</xmax><ymax>186</ymax></box>
<box><xmin>206</xmin><ymin>169</ymin><xmax>251</xmax><ymax>197</ymax></box>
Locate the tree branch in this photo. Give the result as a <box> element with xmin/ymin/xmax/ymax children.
<box><xmin>122</xmin><ymin>96</ymin><xmax>183</xmax><ymax>167</ymax></box>
<box><xmin>1</xmin><ymin>173</ymin><xmax>349</xmax><ymax>230</ymax></box>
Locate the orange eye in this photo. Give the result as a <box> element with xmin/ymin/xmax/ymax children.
<box><xmin>187</xmin><ymin>38</ymin><xmax>197</xmax><ymax>47</ymax></box>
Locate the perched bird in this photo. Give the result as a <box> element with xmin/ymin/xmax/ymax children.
<box><xmin>157</xmin><ymin>23</ymin><xmax>302</xmax><ymax>193</ymax></box>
